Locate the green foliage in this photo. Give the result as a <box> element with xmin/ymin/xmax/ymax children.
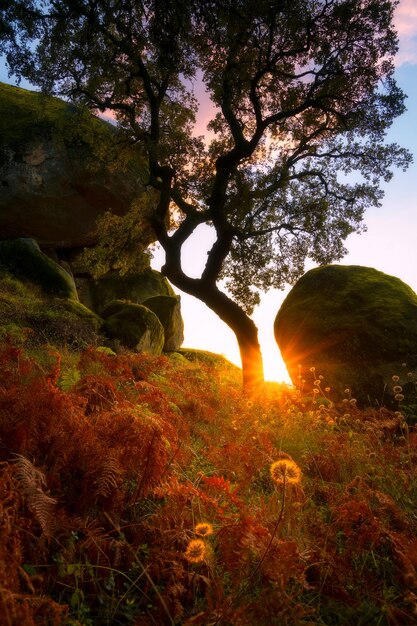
<box><xmin>78</xmin><ymin>193</ymin><xmax>157</xmax><ymax>278</ymax></box>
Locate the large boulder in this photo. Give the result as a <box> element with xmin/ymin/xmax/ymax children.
<box><xmin>0</xmin><ymin>238</ymin><xmax>78</xmax><ymax>300</ymax></box>
<box><xmin>102</xmin><ymin>301</ymin><xmax>164</xmax><ymax>355</ymax></box>
<box><xmin>0</xmin><ymin>268</ymin><xmax>102</xmax><ymax>349</ymax></box>
<box><xmin>77</xmin><ymin>268</ymin><xmax>177</xmax><ymax>315</ymax></box>
<box><xmin>274</xmin><ymin>265</ymin><xmax>417</xmax><ymax>406</ymax></box>
<box><xmin>0</xmin><ymin>82</ymin><xmax>151</xmax><ymax>249</ymax></box>
<box><xmin>142</xmin><ymin>295</ymin><xmax>184</xmax><ymax>351</ymax></box>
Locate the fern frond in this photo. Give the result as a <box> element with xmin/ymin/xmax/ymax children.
<box><xmin>95</xmin><ymin>453</ymin><xmax>124</xmax><ymax>498</ymax></box>
<box><xmin>13</xmin><ymin>454</ymin><xmax>58</xmax><ymax>539</ymax></box>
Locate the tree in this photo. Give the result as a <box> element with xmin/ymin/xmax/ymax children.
<box><xmin>1</xmin><ymin>0</ymin><xmax>411</xmax><ymax>387</ymax></box>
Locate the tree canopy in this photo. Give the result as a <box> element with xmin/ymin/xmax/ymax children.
<box><xmin>0</xmin><ymin>0</ymin><xmax>412</xmax><ymax>385</ymax></box>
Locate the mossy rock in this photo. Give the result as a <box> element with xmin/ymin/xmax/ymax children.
<box><xmin>142</xmin><ymin>295</ymin><xmax>184</xmax><ymax>351</ymax></box>
<box><xmin>0</xmin><ymin>82</ymin><xmax>150</xmax><ymax>248</ymax></box>
<box><xmin>0</xmin><ymin>268</ymin><xmax>102</xmax><ymax>349</ymax></box>
<box><xmin>85</xmin><ymin>268</ymin><xmax>177</xmax><ymax>315</ymax></box>
<box><xmin>103</xmin><ymin>302</ymin><xmax>164</xmax><ymax>355</ymax></box>
<box><xmin>0</xmin><ymin>238</ymin><xmax>78</xmax><ymax>299</ymax></box>
<box><xmin>274</xmin><ymin>265</ymin><xmax>417</xmax><ymax>406</ymax></box>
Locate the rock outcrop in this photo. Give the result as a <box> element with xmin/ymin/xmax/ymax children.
<box><xmin>0</xmin><ymin>82</ymin><xmax>150</xmax><ymax>249</ymax></box>
<box><xmin>274</xmin><ymin>265</ymin><xmax>417</xmax><ymax>406</ymax></box>
<box><xmin>142</xmin><ymin>295</ymin><xmax>184</xmax><ymax>351</ymax></box>
<box><xmin>102</xmin><ymin>301</ymin><xmax>165</xmax><ymax>355</ymax></box>
<box><xmin>76</xmin><ymin>268</ymin><xmax>177</xmax><ymax>315</ymax></box>
<box><xmin>0</xmin><ymin>238</ymin><xmax>78</xmax><ymax>300</ymax></box>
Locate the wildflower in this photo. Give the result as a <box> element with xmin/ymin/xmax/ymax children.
<box><xmin>407</xmin><ymin>372</ymin><xmax>414</xmax><ymax>378</ymax></box>
<box><xmin>393</xmin><ymin>385</ymin><xmax>403</xmax><ymax>393</ymax></box>
<box><xmin>325</xmin><ymin>387</ymin><xmax>330</xmax><ymax>392</ymax></box>
<box><xmin>401</xmin><ymin>363</ymin><xmax>407</xmax><ymax>367</ymax></box>
<box><xmin>313</xmin><ymin>388</ymin><xmax>319</xmax><ymax>394</ymax></box>
<box><xmin>319</xmin><ymin>375</ymin><xmax>324</xmax><ymax>380</ymax></box>
<box><xmin>344</xmin><ymin>388</ymin><xmax>350</xmax><ymax>395</ymax></box>
<box><xmin>195</xmin><ymin>522</ymin><xmax>214</xmax><ymax>537</ymax></box>
<box><xmin>310</xmin><ymin>366</ymin><xmax>315</xmax><ymax>372</ymax></box>
<box><xmin>392</xmin><ymin>375</ymin><xmax>400</xmax><ymax>382</ymax></box>
<box><xmin>349</xmin><ymin>398</ymin><xmax>357</xmax><ymax>405</ymax></box>
<box><xmin>246</xmin><ymin>400</ymin><xmax>254</xmax><ymax>409</ymax></box>
<box><xmin>184</xmin><ymin>539</ymin><xmax>207</xmax><ymax>563</ymax></box>
<box><xmin>314</xmin><ymin>379</ymin><xmax>321</xmax><ymax>386</ymax></box>
<box><xmin>395</xmin><ymin>393</ymin><xmax>405</xmax><ymax>401</ymax></box>
<box><xmin>270</xmin><ymin>459</ymin><xmax>302</xmax><ymax>485</ymax></box>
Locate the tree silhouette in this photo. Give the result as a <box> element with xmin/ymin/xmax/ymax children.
<box><xmin>1</xmin><ymin>0</ymin><xmax>411</xmax><ymax>386</ymax></box>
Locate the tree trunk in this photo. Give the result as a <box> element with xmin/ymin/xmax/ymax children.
<box><xmin>161</xmin><ymin>267</ymin><xmax>264</xmax><ymax>389</ymax></box>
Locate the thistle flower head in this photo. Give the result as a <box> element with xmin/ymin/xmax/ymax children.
<box><xmin>184</xmin><ymin>539</ymin><xmax>207</xmax><ymax>563</ymax></box>
<box><xmin>270</xmin><ymin>458</ymin><xmax>302</xmax><ymax>485</ymax></box>
<box><xmin>195</xmin><ymin>522</ymin><xmax>213</xmax><ymax>537</ymax></box>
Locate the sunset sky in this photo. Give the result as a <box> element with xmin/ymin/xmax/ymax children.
<box><xmin>1</xmin><ymin>0</ymin><xmax>416</xmax><ymax>382</ymax></box>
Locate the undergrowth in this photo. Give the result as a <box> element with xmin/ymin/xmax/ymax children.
<box><xmin>0</xmin><ymin>341</ymin><xmax>416</xmax><ymax>625</ymax></box>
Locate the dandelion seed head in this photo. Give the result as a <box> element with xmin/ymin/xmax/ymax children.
<box><xmin>184</xmin><ymin>539</ymin><xmax>207</xmax><ymax>563</ymax></box>
<box><xmin>270</xmin><ymin>459</ymin><xmax>302</xmax><ymax>485</ymax></box>
<box><xmin>195</xmin><ymin>523</ymin><xmax>214</xmax><ymax>537</ymax></box>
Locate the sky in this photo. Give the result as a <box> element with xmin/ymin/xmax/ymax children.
<box><xmin>1</xmin><ymin>0</ymin><xmax>416</xmax><ymax>383</ymax></box>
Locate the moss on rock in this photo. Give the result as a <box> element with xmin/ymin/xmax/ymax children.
<box><xmin>0</xmin><ymin>238</ymin><xmax>78</xmax><ymax>299</ymax></box>
<box><xmin>274</xmin><ymin>265</ymin><xmax>417</xmax><ymax>406</ymax></box>
<box><xmin>0</xmin><ymin>82</ymin><xmax>150</xmax><ymax>248</ymax></box>
<box><xmin>103</xmin><ymin>302</ymin><xmax>164</xmax><ymax>355</ymax></box>
<box><xmin>86</xmin><ymin>268</ymin><xmax>177</xmax><ymax>315</ymax></box>
<box><xmin>0</xmin><ymin>267</ymin><xmax>102</xmax><ymax>349</ymax></box>
<box><xmin>142</xmin><ymin>295</ymin><xmax>184</xmax><ymax>351</ymax></box>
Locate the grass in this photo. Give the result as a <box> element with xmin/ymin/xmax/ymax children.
<box><xmin>0</xmin><ymin>341</ymin><xmax>416</xmax><ymax>625</ymax></box>
<box><xmin>0</xmin><ymin>277</ymin><xmax>416</xmax><ymax>624</ymax></box>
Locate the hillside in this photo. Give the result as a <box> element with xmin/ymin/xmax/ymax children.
<box><xmin>1</xmin><ymin>272</ymin><xmax>417</xmax><ymax>626</ymax></box>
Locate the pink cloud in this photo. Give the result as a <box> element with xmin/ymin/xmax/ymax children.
<box><xmin>394</xmin><ymin>0</ymin><xmax>417</xmax><ymax>65</ymax></box>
